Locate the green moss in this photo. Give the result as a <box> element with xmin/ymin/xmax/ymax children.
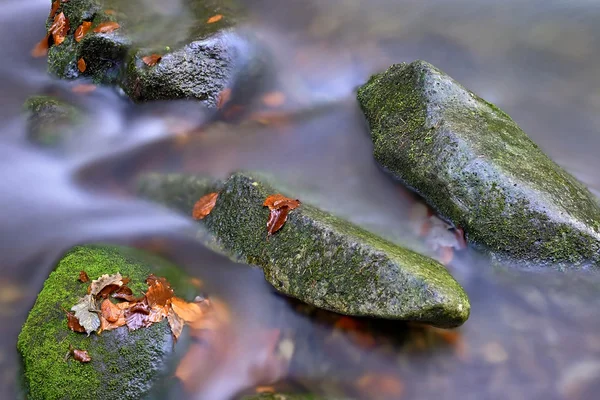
<box><xmin>17</xmin><ymin>246</ymin><xmax>193</xmax><ymax>400</ymax></box>
<box><xmin>358</xmin><ymin>61</ymin><xmax>600</xmax><ymax>269</ymax></box>
<box><xmin>23</xmin><ymin>95</ymin><xmax>81</xmax><ymax>147</ymax></box>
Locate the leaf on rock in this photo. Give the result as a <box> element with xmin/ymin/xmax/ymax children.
<box><xmin>90</xmin><ymin>273</ymin><xmax>123</xmax><ymax>296</ymax></box>
<box><xmin>192</xmin><ymin>192</ymin><xmax>219</xmax><ymax>220</ymax></box>
<box><xmin>65</xmin><ymin>310</ymin><xmax>86</xmax><ymax>333</ymax></box>
<box><xmin>74</xmin><ymin>21</ymin><xmax>92</xmax><ymax>42</ymax></box>
<box><xmin>31</xmin><ymin>34</ymin><xmax>50</xmax><ymax>58</ymax></box>
<box><xmin>50</xmin><ymin>1</ymin><xmax>60</xmax><ymax>19</ymax></box>
<box><xmin>171</xmin><ymin>297</ymin><xmax>204</xmax><ymax>324</ymax></box>
<box><xmin>69</xmin><ymin>346</ymin><xmax>92</xmax><ymax>363</ymax></box>
<box><xmin>142</xmin><ymin>54</ymin><xmax>162</xmax><ymax>66</ymax></box>
<box><xmin>77</xmin><ymin>57</ymin><xmax>86</xmax><ymax>73</ymax></box>
<box><xmin>78</xmin><ymin>270</ymin><xmax>89</xmax><ymax>283</ymax></box>
<box><xmin>266</xmin><ymin>206</ymin><xmax>290</xmax><ymax>237</ymax></box>
<box><xmin>112</xmin><ymin>286</ymin><xmax>138</xmax><ymax>302</ymax></box>
<box><xmin>206</xmin><ymin>14</ymin><xmax>223</xmax><ymax>24</ymax></box>
<box><xmin>125</xmin><ymin>303</ymin><xmax>150</xmax><ymax>331</ymax></box>
<box><xmin>263</xmin><ymin>194</ymin><xmax>300</xmax><ymax>210</ymax></box>
<box><xmin>100</xmin><ymin>299</ymin><xmax>122</xmax><ymax>323</ymax></box>
<box><xmin>93</xmin><ymin>21</ymin><xmax>120</xmax><ymax>34</ymax></box>
<box><xmin>49</xmin><ymin>12</ymin><xmax>70</xmax><ymax>46</ymax></box>
<box><xmin>167</xmin><ymin>308</ymin><xmax>184</xmax><ymax>342</ymax></box>
<box><xmin>145</xmin><ymin>275</ymin><xmax>173</xmax><ymax>308</ymax></box>
<box><xmin>71</xmin><ymin>294</ymin><xmax>100</xmax><ymax>335</ymax></box>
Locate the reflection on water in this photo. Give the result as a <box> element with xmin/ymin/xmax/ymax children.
<box><xmin>1</xmin><ymin>0</ymin><xmax>600</xmax><ymax>399</ymax></box>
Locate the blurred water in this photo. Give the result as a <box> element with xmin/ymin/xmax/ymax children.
<box><xmin>1</xmin><ymin>0</ymin><xmax>600</xmax><ymax>399</ymax></box>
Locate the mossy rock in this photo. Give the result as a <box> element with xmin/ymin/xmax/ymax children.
<box><xmin>17</xmin><ymin>245</ymin><xmax>196</xmax><ymax>400</ymax></box>
<box><xmin>24</xmin><ymin>95</ymin><xmax>81</xmax><ymax>147</ymax></box>
<box><xmin>357</xmin><ymin>61</ymin><xmax>600</xmax><ymax>270</ymax></box>
<box><xmin>139</xmin><ymin>172</ymin><xmax>470</xmax><ymax>328</ymax></box>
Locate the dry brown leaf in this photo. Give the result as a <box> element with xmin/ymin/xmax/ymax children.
<box><xmin>167</xmin><ymin>308</ymin><xmax>184</xmax><ymax>341</ymax></box>
<box><xmin>49</xmin><ymin>12</ymin><xmax>69</xmax><ymax>46</ymax></box>
<box><xmin>74</xmin><ymin>21</ymin><xmax>92</xmax><ymax>42</ymax></box>
<box><xmin>261</xmin><ymin>92</ymin><xmax>286</xmax><ymax>108</ymax></box>
<box><xmin>192</xmin><ymin>192</ymin><xmax>219</xmax><ymax>220</ymax></box>
<box><xmin>98</xmin><ymin>313</ymin><xmax>126</xmax><ymax>332</ymax></box>
<box><xmin>145</xmin><ymin>276</ymin><xmax>173</xmax><ymax>308</ymax></box>
<box><xmin>71</xmin><ymin>84</ymin><xmax>97</xmax><ymax>94</ymax></box>
<box><xmin>266</xmin><ymin>206</ymin><xmax>290</xmax><ymax>237</ymax></box>
<box><xmin>31</xmin><ymin>34</ymin><xmax>50</xmax><ymax>58</ymax></box>
<box><xmin>206</xmin><ymin>14</ymin><xmax>223</xmax><ymax>24</ymax></box>
<box><xmin>78</xmin><ymin>270</ymin><xmax>89</xmax><ymax>283</ymax></box>
<box><xmin>93</xmin><ymin>21</ymin><xmax>120</xmax><ymax>34</ymax></box>
<box><xmin>171</xmin><ymin>297</ymin><xmax>204</xmax><ymax>324</ymax></box>
<box><xmin>125</xmin><ymin>302</ymin><xmax>150</xmax><ymax>331</ymax></box>
<box><xmin>65</xmin><ymin>309</ymin><xmax>86</xmax><ymax>333</ymax></box>
<box><xmin>100</xmin><ymin>299</ymin><xmax>122</xmax><ymax>323</ymax></box>
<box><xmin>50</xmin><ymin>1</ymin><xmax>60</xmax><ymax>19</ymax></box>
<box><xmin>70</xmin><ymin>346</ymin><xmax>92</xmax><ymax>363</ymax></box>
<box><xmin>112</xmin><ymin>286</ymin><xmax>138</xmax><ymax>302</ymax></box>
<box><xmin>142</xmin><ymin>54</ymin><xmax>162</xmax><ymax>66</ymax></box>
<box><xmin>90</xmin><ymin>273</ymin><xmax>123</xmax><ymax>296</ymax></box>
<box><xmin>263</xmin><ymin>194</ymin><xmax>300</xmax><ymax>210</ymax></box>
<box><xmin>77</xmin><ymin>57</ymin><xmax>86</xmax><ymax>73</ymax></box>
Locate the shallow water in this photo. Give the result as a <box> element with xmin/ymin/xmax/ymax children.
<box><xmin>1</xmin><ymin>0</ymin><xmax>600</xmax><ymax>399</ymax></box>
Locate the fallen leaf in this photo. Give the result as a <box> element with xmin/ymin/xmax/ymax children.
<box><xmin>217</xmin><ymin>88</ymin><xmax>231</xmax><ymax>109</ymax></box>
<box><xmin>71</xmin><ymin>84</ymin><xmax>97</xmax><ymax>94</ymax></box>
<box><xmin>192</xmin><ymin>192</ymin><xmax>219</xmax><ymax>220</ymax></box>
<box><xmin>356</xmin><ymin>374</ymin><xmax>404</xmax><ymax>397</ymax></box>
<box><xmin>71</xmin><ymin>294</ymin><xmax>100</xmax><ymax>335</ymax></box>
<box><xmin>261</xmin><ymin>92</ymin><xmax>286</xmax><ymax>108</ymax></box>
<box><xmin>171</xmin><ymin>297</ymin><xmax>204</xmax><ymax>324</ymax></box>
<box><xmin>142</xmin><ymin>54</ymin><xmax>162</xmax><ymax>66</ymax></box>
<box><xmin>49</xmin><ymin>12</ymin><xmax>69</xmax><ymax>46</ymax></box>
<box><xmin>78</xmin><ymin>270</ymin><xmax>89</xmax><ymax>283</ymax></box>
<box><xmin>50</xmin><ymin>1</ymin><xmax>60</xmax><ymax>19</ymax></box>
<box><xmin>100</xmin><ymin>299</ymin><xmax>122</xmax><ymax>323</ymax></box>
<box><xmin>65</xmin><ymin>309</ymin><xmax>86</xmax><ymax>333</ymax></box>
<box><xmin>93</xmin><ymin>21</ymin><xmax>120</xmax><ymax>34</ymax></box>
<box><xmin>263</xmin><ymin>194</ymin><xmax>300</xmax><ymax>210</ymax></box>
<box><xmin>74</xmin><ymin>21</ymin><xmax>92</xmax><ymax>42</ymax></box>
<box><xmin>167</xmin><ymin>308</ymin><xmax>184</xmax><ymax>341</ymax></box>
<box><xmin>125</xmin><ymin>302</ymin><xmax>150</xmax><ymax>331</ymax></box>
<box><xmin>97</xmin><ymin>283</ymin><xmax>121</xmax><ymax>299</ymax></box>
<box><xmin>98</xmin><ymin>313</ymin><xmax>126</xmax><ymax>332</ymax></box>
<box><xmin>266</xmin><ymin>206</ymin><xmax>290</xmax><ymax>237</ymax></box>
<box><xmin>77</xmin><ymin>57</ymin><xmax>86</xmax><ymax>73</ymax></box>
<box><xmin>147</xmin><ymin>305</ymin><xmax>168</xmax><ymax>324</ymax></box>
<box><xmin>31</xmin><ymin>34</ymin><xmax>50</xmax><ymax>58</ymax></box>
<box><xmin>90</xmin><ymin>273</ymin><xmax>123</xmax><ymax>296</ymax></box>
<box><xmin>255</xmin><ymin>386</ymin><xmax>276</xmax><ymax>394</ymax></box>
<box><xmin>70</xmin><ymin>346</ymin><xmax>92</xmax><ymax>363</ymax></box>
<box><xmin>145</xmin><ymin>276</ymin><xmax>173</xmax><ymax>308</ymax></box>
<box><xmin>112</xmin><ymin>286</ymin><xmax>138</xmax><ymax>302</ymax></box>
<box><xmin>206</xmin><ymin>14</ymin><xmax>223</xmax><ymax>24</ymax></box>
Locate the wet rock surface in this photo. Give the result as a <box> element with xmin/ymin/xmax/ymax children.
<box><xmin>24</xmin><ymin>95</ymin><xmax>80</xmax><ymax>147</ymax></box>
<box><xmin>139</xmin><ymin>172</ymin><xmax>470</xmax><ymax>328</ymax></box>
<box><xmin>17</xmin><ymin>246</ymin><xmax>192</xmax><ymax>400</ymax></box>
<box><xmin>357</xmin><ymin>60</ymin><xmax>600</xmax><ymax>269</ymax></box>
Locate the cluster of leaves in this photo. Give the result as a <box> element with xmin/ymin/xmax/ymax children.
<box><xmin>32</xmin><ymin>2</ymin><xmax>120</xmax><ymax>58</ymax></box>
<box><xmin>65</xmin><ymin>271</ymin><xmax>208</xmax><ymax>345</ymax></box>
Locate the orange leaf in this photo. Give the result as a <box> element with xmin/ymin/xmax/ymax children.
<box><xmin>65</xmin><ymin>310</ymin><xmax>86</xmax><ymax>333</ymax></box>
<box><xmin>74</xmin><ymin>21</ymin><xmax>92</xmax><ymax>42</ymax></box>
<box><xmin>192</xmin><ymin>192</ymin><xmax>219</xmax><ymax>220</ymax></box>
<box><xmin>263</xmin><ymin>194</ymin><xmax>301</xmax><ymax>211</ymax></box>
<box><xmin>167</xmin><ymin>308</ymin><xmax>184</xmax><ymax>342</ymax></box>
<box><xmin>142</xmin><ymin>54</ymin><xmax>162</xmax><ymax>66</ymax></box>
<box><xmin>261</xmin><ymin>92</ymin><xmax>286</xmax><ymax>108</ymax></box>
<box><xmin>100</xmin><ymin>299</ymin><xmax>122</xmax><ymax>323</ymax></box>
<box><xmin>171</xmin><ymin>297</ymin><xmax>204</xmax><ymax>324</ymax></box>
<box><xmin>266</xmin><ymin>206</ymin><xmax>290</xmax><ymax>237</ymax></box>
<box><xmin>77</xmin><ymin>57</ymin><xmax>86</xmax><ymax>73</ymax></box>
<box><xmin>31</xmin><ymin>34</ymin><xmax>50</xmax><ymax>58</ymax></box>
<box><xmin>50</xmin><ymin>1</ymin><xmax>60</xmax><ymax>19</ymax></box>
<box><xmin>206</xmin><ymin>14</ymin><xmax>223</xmax><ymax>24</ymax></box>
<box><xmin>70</xmin><ymin>347</ymin><xmax>92</xmax><ymax>363</ymax></box>
<box><xmin>71</xmin><ymin>84</ymin><xmax>97</xmax><ymax>94</ymax></box>
<box><xmin>49</xmin><ymin>12</ymin><xmax>70</xmax><ymax>46</ymax></box>
<box><xmin>357</xmin><ymin>374</ymin><xmax>404</xmax><ymax>397</ymax></box>
<box><xmin>145</xmin><ymin>276</ymin><xmax>173</xmax><ymax>308</ymax></box>
<box><xmin>78</xmin><ymin>270</ymin><xmax>89</xmax><ymax>283</ymax></box>
<box><xmin>93</xmin><ymin>21</ymin><xmax>120</xmax><ymax>34</ymax></box>
<box><xmin>217</xmin><ymin>88</ymin><xmax>231</xmax><ymax>109</ymax></box>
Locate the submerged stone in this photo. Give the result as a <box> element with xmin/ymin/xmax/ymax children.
<box><xmin>357</xmin><ymin>61</ymin><xmax>600</xmax><ymax>269</ymax></box>
<box><xmin>139</xmin><ymin>173</ymin><xmax>470</xmax><ymax>328</ymax></box>
<box><xmin>17</xmin><ymin>246</ymin><xmax>195</xmax><ymax>400</ymax></box>
<box><xmin>24</xmin><ymin>96</ymin><xmax>81</xmax><ymax>147</ymax></box>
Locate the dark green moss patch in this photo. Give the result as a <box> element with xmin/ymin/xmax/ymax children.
<box><xmin>358</xmin><ymin>61</ymin><xmax>600</xmax><ymax>269</ymax></box>
<box><xmin>17</xmin><ymin>246</ymin><xmax>194</xmax><ymax>400</ymax></box>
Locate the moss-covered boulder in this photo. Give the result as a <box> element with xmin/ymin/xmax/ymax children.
<box><xmin>357</xmin><ymin>61</ymin><xmax>600</xmax><ymax>269</ymax></box>
<box><xmin>17</xmin><ymin>246</ymin><xmax>195</xmax><ymax>400</ymax></box>
<box><xmin>24</xmin><ymin>96</ymin><xmax>81</xmax><ymax>147</ymax></box>
<box><xmin>139</xmin><ymin>173</ymin><xmax>470</xmax><ymax>328</ymax></box>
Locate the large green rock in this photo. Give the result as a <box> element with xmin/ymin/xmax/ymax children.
<box><xmin>357</xmin><ymin>61</ymin><xmax>600</xmax><ymax>269</ymax></box>
<box><xmin>17</xmin><ymin>246</ymin><xmax>194</xmax><ymax>400</ymax></box>
<box><xmin>139</xmin><ymin>173</ymin><xmax>470</xmax><ymax>328</ymax></box>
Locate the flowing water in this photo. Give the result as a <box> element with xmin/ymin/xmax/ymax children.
<box><xmin>2</xmin><ymin>0</ymin><xmax>600</xmax><ymax>399</ymax></box>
